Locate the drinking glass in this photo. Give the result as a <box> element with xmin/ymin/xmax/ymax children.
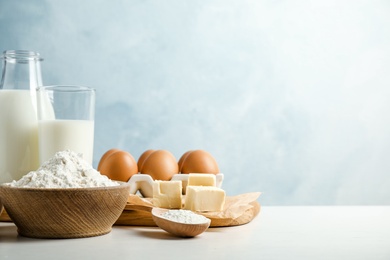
<box><xmin>36</xmin><ymin>86</ymin><xmax>95</xmax><ymax>165</ymax></box>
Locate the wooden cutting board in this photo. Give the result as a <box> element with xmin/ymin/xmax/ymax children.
<box><xmin>115</xmin><ymin>193</ymin><xmax>261</xmax><ymax>227</ymax></box>
<box><xmin>0</xmin><ymin>209</ymin><xmax>10</xmax><ymax>222</ymax></box>
<box><xmin>115</xmin><ymin>201</ymin><xmax>260</xmax><ymax>227</ymax></box>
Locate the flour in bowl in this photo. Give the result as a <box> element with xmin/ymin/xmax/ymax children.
<box><xmin>8</xmin><ymin>150</ymin><xmax>119</xmax><ymax>188</ymax></box>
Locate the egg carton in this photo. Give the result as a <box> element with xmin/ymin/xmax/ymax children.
<box><xmin>127</xmin><ymin>173</ymin><xmax>224</xmax><ymax>198</ymax></box>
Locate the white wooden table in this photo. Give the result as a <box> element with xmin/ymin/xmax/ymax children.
<box><xmin>1</xmin><ymin>206</ymin><xmax>389</xmax><ymax>259</ymax></box>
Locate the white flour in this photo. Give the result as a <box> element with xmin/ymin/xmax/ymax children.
<box><xmin>8</xmin><ymin>150</ymin><xmax>118</xmax><ymax>188</ymax></box>
<box><xmin>161</xmin><ymin>209</ymin><xmax>209</xmax><ymax>224</ymax></box>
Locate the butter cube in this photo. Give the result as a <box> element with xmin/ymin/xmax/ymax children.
<box><xmin>184</xmin><ymin>186</ymin><xmax>225</xmax><ymax>212</ymax></box>
<box><xmin>187</xmin><ymin>173</ymin><xmax>216</xmax><ymax>187</ymax></box>
<box><xmin>153</xmin><ymin>181</ymin><xmax>182</xmax><ymax>209</ymax></box>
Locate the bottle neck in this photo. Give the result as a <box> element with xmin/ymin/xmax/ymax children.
<box><xmin>0</xmin><ymin>50</ymin><xmax>43</xmax><ymax>90</ymax></box>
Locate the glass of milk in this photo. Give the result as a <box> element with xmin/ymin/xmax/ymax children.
<box><xmin>36</xmin><ymin>86</ymin><xmax>95</xmax><ymax>165</ymax></box>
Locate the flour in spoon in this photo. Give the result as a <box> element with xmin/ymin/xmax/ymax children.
<box><xmin>8</xmin><ymin>150</ymin><xmax>118</xmax><ymax>188</ymax></box>
<box><xmin>161</xmin><ymin>210</ymin><xmax>209</xmax><ymax>224</ymax></box>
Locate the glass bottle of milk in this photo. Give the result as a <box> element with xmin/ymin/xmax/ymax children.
<box><xmin>0</xmin><ymin>50</ymin><xmax>43</xmax><ymax>184</ymax></box>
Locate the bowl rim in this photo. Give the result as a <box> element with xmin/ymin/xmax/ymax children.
<box><xmin>0</xmin><ymin>181</ymin><xmax>130</xmax><ymax>192</ymax></box>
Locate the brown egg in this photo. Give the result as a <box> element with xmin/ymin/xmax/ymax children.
<box><xmin>179</xmin><ymin>150</ymin><xmax>219</xmax><ymax>174</ymax></box>
<box><xmin>140</xmin><ymin>150</ymin><xmax>179</xmax><ymax>180</ymax></box>
<box><xmin>98</xmin><ymin>148</ymin><xmax>121</xmax><ymax>171</ymax></box>
<box><xmin>137</xmin><ymin>149</ymin><xmax>155</xmax><ymax>172</ymax></box>
<box><xmin>178</xmin><ymin>150</ymin><xmax>193</xmax><ymax>172</ymax></box>
<box><xmin>98</xmin><ymin>149</ymin><xmax>138</xmax><ymax>182</ymax></box>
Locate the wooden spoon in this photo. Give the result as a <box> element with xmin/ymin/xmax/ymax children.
<box><xmin>151</xmin><ymin>208</ymin><xmax>211</xmax><ymax>238</ymax></box>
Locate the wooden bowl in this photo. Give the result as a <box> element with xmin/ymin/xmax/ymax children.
<box><xmin>0</xmin><ymin>183</ymin><xmax>130</xmax><ymax>238</ymax></box>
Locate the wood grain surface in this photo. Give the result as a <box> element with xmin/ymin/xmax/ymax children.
<box><xmin>115</xmin><ymin>201</ymin><xmax>260</xmax><ymax>227</ymax></box>
<box><xmin>1</xmin><ymin>193</ymin><xmax>261</xmax><ymax>228</ymax></box>
<box><xmin>0</xmin><ymin>184</ymin><xmax>130</xmax><ymax>238</ymax></box>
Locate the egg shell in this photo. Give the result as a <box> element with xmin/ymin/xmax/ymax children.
<box><xmin>98</xmin><ymin>149</ymin><xmax>138</xmax><ymax>182</ymax></box>
<box><xmin>178</xmin><ymin>150</ymin><xmax>193</xmax><ymax>172</ymax></box>
<box><xmin>140</xmin><ymin>150</ymin><xmax>179</xmax><ymax>180</ymax></box>
<box><xmin>137</xmin><ymin>149</ymin><xmax>155</xmax><ymax>172</ymax></box>
<box><xmin>98</xmin><ymin>148</ymin><xmax>121</xmax><ymax>171</ymax></box>
<box><xmin>180</xmin><ymin>150</ymin><xmax>219</xmax><ymax>174</ymax></box>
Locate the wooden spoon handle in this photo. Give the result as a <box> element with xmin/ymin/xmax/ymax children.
<box><xmin>125</xmin><ymin>204</ymin><xmax>153</xmax><ymax>212</ymax></box>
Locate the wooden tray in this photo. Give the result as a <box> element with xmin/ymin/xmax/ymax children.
<box><xmin>115</xmin><ymin>192</ymin><xmax>261</xmax><ymax>227</ymax></box>
<box><xmin>115</xmin><ymin>201</ymin><xmax>260</xmax><ymax>227</ymax></box>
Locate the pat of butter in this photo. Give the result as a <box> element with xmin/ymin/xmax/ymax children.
<box><xmin>184</xmin><ymin>186</ymin><xmax>225</xmax><ymax>212</ymax></box>
<box><xmin>187</xmin><ymin>173</ymin><xmax>216</xmax><ymax>187</ymax></box>
<box><xmin>153</xmin><ymin>180</ymin><xmax>182</xmax><ymax>209</ymax></box>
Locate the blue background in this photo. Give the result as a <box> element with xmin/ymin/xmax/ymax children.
<box><xmin>1</xmin><ymin>0</ymin><xmax>390</xmax><ymax>205</ymax></box>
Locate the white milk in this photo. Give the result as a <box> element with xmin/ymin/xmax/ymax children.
<box><xmin>0</xmin><ymin>90</ymin><xmax>40</xmax><ymax>183</ymax></box>
<box><xmin>38</xmin><ymin>119</ymin><xmax>94</xmax><ymax>165</ymax></box>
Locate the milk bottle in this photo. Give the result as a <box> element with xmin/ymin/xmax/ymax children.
<box><xmin>0</xmin><ymin>50</ymin><xmax>43</xmax><ymax>183</ymax></box>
